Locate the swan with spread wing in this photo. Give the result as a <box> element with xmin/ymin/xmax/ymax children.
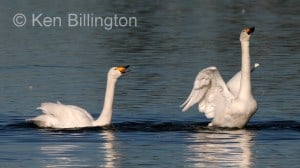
<box><xmin>28</xmin><ymin>65</ymin><xmax>129</xmax><ymax>129</ymax></box>
<box><xmin>181</xmin><ymin>27</ymin><xmax>258</xmax><ymax>128</ymax></box>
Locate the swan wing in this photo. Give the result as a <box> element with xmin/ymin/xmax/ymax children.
<box><xmin>30</xmin><ymin>102</ymin><xmax>94</xmax><ymax>128</ymax></box>
<box><xmin>227</xmin><ymin>63</ymin><xmax>260</xmax><ymax>97</ymax></box>
<box><xmin>226</xmin><ymin>71</ymin><xmax>241</xmax><ymax>97</ymax></box>
<box><xmin>181</xmin><ymin>66</ymin><xmax>234</xmax><ymax>118</ymax></box>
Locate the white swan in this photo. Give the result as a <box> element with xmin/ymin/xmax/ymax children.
<box><xmin>181</xmin><ymin>27</ymin><xmax>257</xmax><ymax>128</ymax></box>
<box><xmin>27</xmin><ymin>65</ymin><xmax>130</xmax><ymax>129</ymax></box>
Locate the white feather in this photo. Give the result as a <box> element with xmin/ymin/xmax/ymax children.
<box><xmin>181</xmin><ymin>27</ymin><xmax>258</xmax><ymax>128</ymax></box>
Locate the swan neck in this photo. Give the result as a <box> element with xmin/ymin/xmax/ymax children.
<box><xmin>94</xmin><ymin>75</ymin><xmax>117</xmax><ymax>126</ymax></box>
<box><xmin>238</xmin><ymin>40</ymin><xmax>252</xmax><ymax>99</ymax></box>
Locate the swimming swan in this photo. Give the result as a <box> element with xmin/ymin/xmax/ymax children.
<box><xmin>28</xmin><ymin>65</ymin><xmax>130</xmax><ymax>128</ymax></box>
<box><xmin>181</xmin><ymin>27</ymin><xmax>257</xmax><ymax>128</ymax></box>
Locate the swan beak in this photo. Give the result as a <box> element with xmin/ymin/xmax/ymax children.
<box><xmin>117</xmin><ymin>65</ymin><xmax>130</xmax><ymax>74</ymax></box>
<box><xmin>246</xmin><ymin>27</ymin><xmax>255</xmax><ymax>35</ymax></box>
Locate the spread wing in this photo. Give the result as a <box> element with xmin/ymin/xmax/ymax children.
<box><xmin>180</xmin><ymin>67</ymin><xmax>234</xmax><ymax>118</ymax></box>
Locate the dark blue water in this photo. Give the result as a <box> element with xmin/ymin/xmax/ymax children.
<box><xmin>0</xmin><ymin>0</ymin><xmax>299</xmax><ymax>167</ymax></box>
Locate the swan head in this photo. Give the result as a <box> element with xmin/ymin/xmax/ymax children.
<box><xmin>240</xmin><ymin>27</ymin><xmax>255</xmax><ymax>42</ymax></box>
<box><xmin>108</xmin><ymin>65</ymin><xmax>130</xmax><ymax>79</ymax></box>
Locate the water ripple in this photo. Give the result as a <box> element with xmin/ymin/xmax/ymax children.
<box><xmin>4</xmin><ymin>120</ymin><xmax>300</xmax><ymax>133</ymax></box>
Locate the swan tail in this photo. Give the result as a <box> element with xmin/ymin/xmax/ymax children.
<box><xmin>27</xmin><ymin>115</ymin><xmax>58</xmax><ymax>128</ymax></box>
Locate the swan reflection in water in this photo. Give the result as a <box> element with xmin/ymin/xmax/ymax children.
<box><xmin>184</xmin><ymin>129</ymin><xmax>254</xmax><ymax>167</ymax></box>
<box><xmin>40</xmin><ymin>131</ymin><xmax>117</xmax><ymax>168</ymax></box>
<box><xmin>99</xmin><ymin>130</ymin><xmax>118</xmax><ymax>168</ymax></box>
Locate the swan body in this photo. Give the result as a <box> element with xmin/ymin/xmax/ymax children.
<box><xmin>181</xmin><ymin>27</ymin><xmax>257</xmax><ymax>128</ymax></box>
<box><xmin>28</xmin><ymin>65</ymin><xmax>129</xmax><ymax>129</ymax></box>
